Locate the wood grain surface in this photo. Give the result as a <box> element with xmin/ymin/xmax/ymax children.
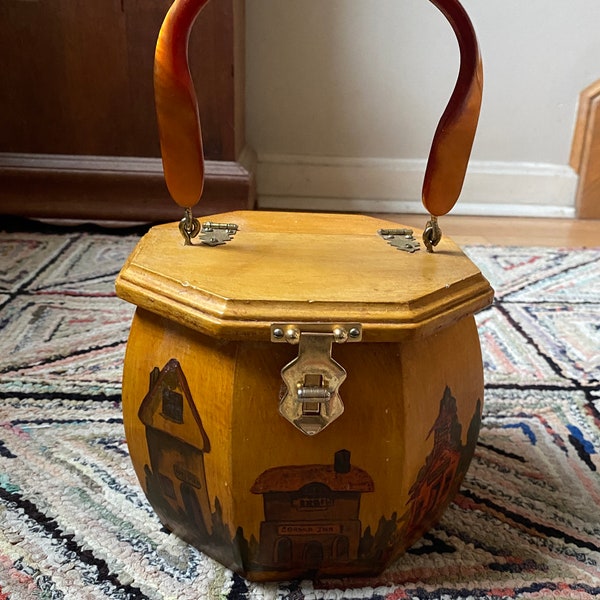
<box><xmin>116</xmin><ymin>211</ymin><xmax>493</xmax><ymax>340</ymax></box>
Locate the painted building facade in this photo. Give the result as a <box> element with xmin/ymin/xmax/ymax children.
<box><xmin>138</xmin><ymin>359</ymin><xmax>213</xmax><ymax>538</ymax></box>
<box><xmin>251</xmin><ymin>450</ymin><xmax>374</xmax><ymax>570</ymax></box>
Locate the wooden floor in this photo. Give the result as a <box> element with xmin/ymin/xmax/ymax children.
<box><xmin>22</xmin><ymin>212</ymin><xmax>600</xmax><ymax>249</ymax></box>
<box><xmin>372</xmin><ymin>214</ymin><xmax>600</xmax><ymax>248</ymax></box>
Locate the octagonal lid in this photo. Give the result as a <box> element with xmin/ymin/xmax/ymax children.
<box><xmin>115</xmin><ymin>211</ymin><xmax>493</xmax><ymax>341</ymax></box>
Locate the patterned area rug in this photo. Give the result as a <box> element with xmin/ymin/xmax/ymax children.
<box><xmin>0</xmin><ymin>222</ymin><xmax>599</xmax><ymax>599</ymax></box>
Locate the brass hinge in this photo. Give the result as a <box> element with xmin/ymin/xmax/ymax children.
<box><xmin>378</xmin><ymin>228</ymin><xmax>420</xmax><ymax>253</ymax></box>
<box><xmin>178</xmin><ymin>208</ymin><xmax>238</xmax><ymax>246</ymax></box>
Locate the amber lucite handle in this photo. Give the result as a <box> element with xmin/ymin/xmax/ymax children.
<box><xmin>154</xmin><ymin>0</ymin><xmax>482</xmax><ymax>221</ymax></box>
<box><xmin>423</xmin><ymin>0</ymin><xmax>483</xmax><ymax>217</ymax></box>
<box><xmin>154</xmin><ymin>0</ymin><xmax>210</xmax><ymax>209</ymax></box>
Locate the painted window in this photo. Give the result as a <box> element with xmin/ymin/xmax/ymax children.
<box><xmin>160</xmin><ymin>474</ymin><xmax>176</xmax><ymax>499</ymax></box>
<box><xmin>275</xmin><ymin>537</ymin><xmax>292</xmax><ymax>566</ymax></box>
<box><xmin>334</xmin><ymin>536</ymin><xmax>349</xmax><ymax>560</ymax></box>
<box><xmin>162</xmin><ymin>387</ymin><xmax>184</xmax><ymax>423</ymax></box>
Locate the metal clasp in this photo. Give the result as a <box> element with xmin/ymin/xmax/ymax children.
<box><xmin>271</xmin><ymin>323</ymin><xmax>362</xmax><ymax>436</ymax></box>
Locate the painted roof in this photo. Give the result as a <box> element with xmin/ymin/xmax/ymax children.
<box><xmin>251</xmin><ymin>462</ymin><xmax>374</xmax><ymax>494</ymax></box>
<box><xmin>138</xmin><ymin>358</ymin><xmax>211</xmax><ymax>452</ymax></box>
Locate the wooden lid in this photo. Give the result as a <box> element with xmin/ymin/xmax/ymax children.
<box><xmin>115</xmin><ymin>211</ymin><xmax>493</xmax><ymax>341</ymax></box>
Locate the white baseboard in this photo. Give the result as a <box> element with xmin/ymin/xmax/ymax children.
<box><xmin>256</xmin><ymin>154</ymin><xmax>578</xmax><ymax>218</ymax></box>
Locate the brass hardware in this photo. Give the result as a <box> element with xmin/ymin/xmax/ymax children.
<box><xmin>198</xmin><ymin>221</ymin><xmax>238</xmax><ymax>246</ymax></box>
<box><xmin>179</xmin><ymin>208</ymin><xmax>201</xmax><ymax>245</ymax></box>
<box><xmin>270</xmin><ymin>323</ymin><xmax>362</xmax><ymax>344</ymax></box>
<box><xmin>378</xmin><ymin>228</ymin><xmax>420</xmax><ymax>253</ymax></box>
<box><xmin>178</xmin><ymin>208</ymin><xmax>238</xmax><ymax>246</ymax></box>
<box><xmin>202</xmin><ymin>221</ymin><xmax>238</xmax><ymax>230</ymax></box>
<box><xmin>272</xmin><ymin>323</ymin><xmax>362</xmax><ymax>436</ymax></box>
<box><xmin>297</xmin><ymin>386</ymin><xmax>331</xmax><ymax>400</ymax></box>
<box><xmin>423</xmin><ymin>215</ymin><xmax>442</xmax><ymax>253</ymax></box>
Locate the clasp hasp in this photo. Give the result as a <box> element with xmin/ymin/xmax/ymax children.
<box><xmin>271</xmin><ymin>323</ymin><xmax>362</xmax><ymax>436</ymax></box>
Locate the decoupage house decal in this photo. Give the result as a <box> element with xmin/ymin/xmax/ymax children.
<box><xmin>250</xmin><ymin>450</ymin><xmax>374</xmax><ymax>571</ymax></box>
<box><xmin>138</xmin><ymin>358</ymin><xmax>213</xmax><ymax>539</ymax></box>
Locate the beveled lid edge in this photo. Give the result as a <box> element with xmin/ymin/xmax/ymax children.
<box><xmin>114</xmin><ymin>211</ymin><xmax>494</xmax><ymax>341</ymax></box>
<box><xmin>116</xmin><ymin>262</ymin><xmax>493</xmax><ymax>342</ymax></box>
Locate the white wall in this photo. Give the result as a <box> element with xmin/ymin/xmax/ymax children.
<box><xmin>245</xmin><ymin>0</ymin><xmax>600</xmax><ymax>217</ymax></box>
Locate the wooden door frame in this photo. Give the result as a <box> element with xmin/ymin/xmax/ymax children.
<box><xmin>570</xmin><ymin>80</ymin><xmax>600</xmax><ymax>219</ymax></box>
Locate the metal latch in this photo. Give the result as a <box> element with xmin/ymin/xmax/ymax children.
<box><xmin>271</xmin><ymin>323</ymin><xmax>362</xmax><ymax>436</ymax></box>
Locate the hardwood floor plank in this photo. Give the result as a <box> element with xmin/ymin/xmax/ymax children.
<box><xmin>371</xmin><ymin>214</ymin><xmax>600</xmax><ymax>248</ymax></box>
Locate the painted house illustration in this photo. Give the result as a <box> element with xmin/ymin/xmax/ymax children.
<box><xmin>138</xmin><ymin>358</ymin><xmax>212</xmax><ymax>538</ymax></box>
<box><xmin>250</xmin><ymin>450</ymin><xmax>374</xmax><ymax>570</ymax></box>
<box><xmin>400</xmin><ymin>386</ymin><xmax>480</xmax><ymax>543</ymax></box>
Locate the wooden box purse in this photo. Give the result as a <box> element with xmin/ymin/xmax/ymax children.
<box><xmin>116</xmin><ymin>0</ymin><xmax>493</xmax><ymax>581</ymax></box>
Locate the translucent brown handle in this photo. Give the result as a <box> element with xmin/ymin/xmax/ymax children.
<box><xmin>154</xmin><ymin>0</ymin><xmax>482</xmax><ymax>217</ymax></box>
<box><xmin>154</xmin><ymin>0</ymin><xmax>210</xmax><ymax>208</ymax></box>
<box><xmin>423</xmin><ymin>0</ymin><xmax>483</xmax><ymax>217</ymax></box>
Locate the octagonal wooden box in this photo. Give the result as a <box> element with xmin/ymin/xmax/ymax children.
<box><xmin>115</xmin><ymin>210</ymin><xmax>493</xmax><ymax>581</ymax></box>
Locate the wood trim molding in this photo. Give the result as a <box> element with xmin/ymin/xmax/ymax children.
<box><xmin>0</xmin><ymin>150</ymin><xmax>256</xmax><ymax>222</ymax></box>
<box><xmin>570</xmin><ymin>80</ymin><xmax>600</xmax><ymax>219</ymax></box>
<box><xmin>256</xmin><ymin>154</ymin><xmax>577</xmax><ymax>218</ymax></box>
